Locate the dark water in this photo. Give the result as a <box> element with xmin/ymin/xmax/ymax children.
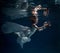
<box><xmin>0</xmin><ymin>0</ymin><xmax>60</xmax><ymax>53</ymax></box>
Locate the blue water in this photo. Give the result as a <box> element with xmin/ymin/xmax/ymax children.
<box><xmin>0</xmin><ymin>0</ymin><xmax>60</xmax><ymax>53</ymax></box>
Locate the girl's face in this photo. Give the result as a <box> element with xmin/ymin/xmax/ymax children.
<box><xmin>38</xmin><ymin>5</ymin><xmax>42</xmax><ymax>8</ymax></box>
<box><xmin>36</xmin><ymin>5</ymin><xmax>42</xmax><ymax>10</ymax></box>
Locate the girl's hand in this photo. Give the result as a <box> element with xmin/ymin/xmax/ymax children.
<box><xmin>43</xmin><ymin>21</ymin><xmax>51</xmax><ymax>27</ymax></box>
<box><xmin>43</xmin><ymin>9</ymin><xmax>49</xmax><ymax>16</ymax></box>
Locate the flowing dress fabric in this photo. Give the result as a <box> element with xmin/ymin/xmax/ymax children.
<box><xmin>2</xmin><ymin>22</ymin><xmax>37</xmax><ymax>37</ymax></box>
<box><xmin>1</xmin><ymin>22</ymin><xmax>37</xmax><ymax>48</ymax></box>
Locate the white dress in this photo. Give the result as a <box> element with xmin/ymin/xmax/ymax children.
<box><xmin>2</xmin><ymin>22</ymin><xmax>37</xmax><ymax>48</ymax></box>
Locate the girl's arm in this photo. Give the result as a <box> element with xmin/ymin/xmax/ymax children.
<box><xmin>32</xmin><ymin>21</ymin><xmax>51</xmax><ymax>31</ymax></box>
